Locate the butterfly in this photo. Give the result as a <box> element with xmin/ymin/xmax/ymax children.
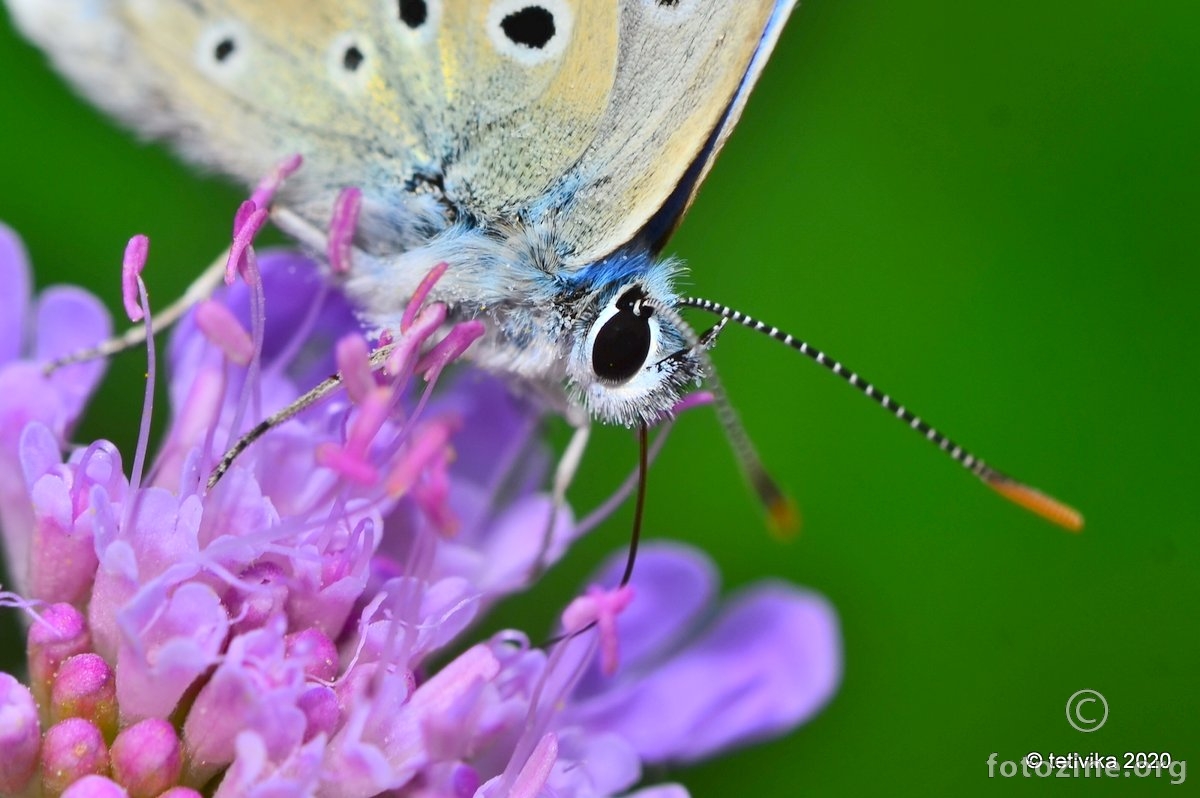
<box><xmin>7</xmin><ymin>0</ymin><xmax>795</xmax><ymax>425</ymax></box>
<box><xmin>6</xmin><ymin>0</ymin><xmax>1082</xmax><ymax>530</ymax></box>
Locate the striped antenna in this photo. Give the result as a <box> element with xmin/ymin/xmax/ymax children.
<box><xmin>679</xmin><ymin>297</ymin><xmax>1083</xmax><ymax>532</ymax></box>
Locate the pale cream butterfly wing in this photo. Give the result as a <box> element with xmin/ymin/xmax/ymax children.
<box><xmin>9</xmin><ymin>1</ymin><xmax>791</xmax><ymax>257</ymax></box>
<box><xmin>547</xmin><ymin>0</ymin><xmax>798</xmax><ymax>266</ymax></box>
<box><xmin>435</xmin><ymin>0</ymin><xmax>620</xmax><ymax>217</ymax></box>
<box><xmin>7</xmin><ymin>1</ymin><xmax>437</xmax><ymax>237</ymax></box>
<box><xmin>6</xmin><ymin>1</ymin><xmax>621</xmax><ymax>244</ymax></box>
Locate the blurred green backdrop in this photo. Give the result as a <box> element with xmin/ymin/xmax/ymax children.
<box><xmin>1</xmin><ymin>1</ymin><xmax>1196</xmax><ymax>794</ymax></box>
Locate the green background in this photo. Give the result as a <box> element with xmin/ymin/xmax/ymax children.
<box><xmin>1</xmin><ymin>1</ymin><xmax>1196</xmax><ymax>794</ymax></box>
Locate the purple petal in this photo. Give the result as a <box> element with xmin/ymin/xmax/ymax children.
<box><xmin>178</xmin><ymin>250</ymin><xmax>357</xmax><ymax>385</ymax></box>
<box><xmin>439</xmin><ymin>494</ymin><xmax>574</xmax><ymax>597</ymax></box>
<box><xmin>34</xmin><ymin>285</ymin><xmax>111</xmax><ymax>421</ymax></box>
<box><xmin>570</xmin><ymin>584</ymin><xmax>841</xmax><ymax>764</ymax></box>
<box><xmin>508</xmin><ymin>732</ymin><xmax>557</xmax><ymax>798</ymax></box>
<box><xmin>213</xmin><ymin>733</ymin><xmax>325</xmax><ymax>798</ymax></box>
<box><xmin>551</xmin><ymin>729</ymin><xmax>641</xmax><ymax>797</ymax></box>
<box><xmin>626</xmin><ymin>786</ymin><xmax>691</xmax><ymax>798</ymax></box>
<box><xmin>0</xmin><ymin>223</ymin><xmax>31</xmax><ymax>363</ymax></box>
<box><xmin>168</xmin><ymin>250</ymin><xmax>357</xmax><ymax>416</ymax></box>
<box><xmin>116</xmin><ymin>582</ymin><xmax>230</xmax><ymax>722</ymax></box>
<box><xmin>0</xmin><ymin>365</ymin><xmax>67</xmax><ymax>479</ymax></box>
<box><xmin>183</xmin><ymin>626</ymin><xmax>308</xmax><ymax>785</ymax></box>
<box><xmin>1</xmin><ymin>418</ymin><xmax>63</xmax><ymax>592</ymax></box>
<box><xmin>572</xmin><ymin>543</ymin><xmax>719</xmax><ymax>699</ymax></box>
<box><xmin>28</xmin><ymin>471</ymin><xmax>100</xmax><ymax>603</ymax></box>
<box><xmin>433</xmin><ymin>374</ymin><xmax>546</xmax><ymax>539</ymax></box>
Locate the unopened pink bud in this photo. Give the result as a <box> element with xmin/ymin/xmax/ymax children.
<box><xmin>41</xmin><ymin>717</ymin><xmax>109</xmax><ymax>796</ymax></box>
<box><xmin>110</xmin><ymin>718</ymin><xmax>183</xmax><ymax>798</ymax></box>
<box><xmin>0</xmin><ymin>674</ymin><xmax>41</xmax><ymax>794</ymax></box>
<box><xmin>296</xmin><ymin>685</ymin><xmax>339</xmax><ymax>742</ymax></box>
<box><xmin>51</xmin><ymin>653</ymin><xmax>117</xmax><ymax>739</ymax></box>
<box><xmin>285</xmin><ymin>628</ymin><xmax>339</xmax><ymax>681</ymax></box>
<box><xmin>29</xmin><ymin>603</ymin><xmax>91</xmax><ymax>704</ymax></box>
<box><xmin>60</xmin><ymin>774</ymin><xmax>128</xmax><ymax>798</ymax></box>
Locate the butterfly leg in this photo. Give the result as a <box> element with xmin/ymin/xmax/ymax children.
<box><xmin>42</xmin><ymin>246</ymin><xmax>229</xmax><ymax>374</ymax></box>
<box><xmin>528</xmin><ymin>409</ymin><xmax>590</xmax><ymax>581</ymax></box>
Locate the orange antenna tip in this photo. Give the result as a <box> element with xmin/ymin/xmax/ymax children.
<box><xmin>767</xmin><ymin>493</ymin><xmax>802</xmax><ymax>540</ymax></box>
<box><xmin>985</xmin><ymin>476</ymin><xmax>1084</xmax><ymax>532</ymax></box>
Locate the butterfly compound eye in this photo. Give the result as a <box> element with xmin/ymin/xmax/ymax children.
<box><xmin>591</xmin><ymin>288</ymin><xmax>655</xmax><ymax>384</ymax></box>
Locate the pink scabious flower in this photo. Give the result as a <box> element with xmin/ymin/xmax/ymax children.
<box><xmin>0</xmin><ymin>197</ymin><xmax>841</xmax><ymax>797</ymax></box>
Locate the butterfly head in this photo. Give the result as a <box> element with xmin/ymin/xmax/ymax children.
<box><xmin>564</xmin><ymin>254</ymin><xmax>703</xmax><ymax>427</ymax></box>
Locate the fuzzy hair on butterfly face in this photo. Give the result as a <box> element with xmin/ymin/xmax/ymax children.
<box><xmin>564</xmin><ymin>253</ymin><xmax>702</xmax><ymax>427</ymax></box>
<box><xmin>315</xmin><ymin>208</ymin><xmax>702</xmax><ymax>428</ymax></box>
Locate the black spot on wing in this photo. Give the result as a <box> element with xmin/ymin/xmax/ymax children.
<box><xmin>500</xmin><ymin>6</ymin><xmax>555</xmax><ymax>49</ymax></box>
<box><xmin>343</xmin><ymin>45</ymin><xmax>364</xmax><ymax>71</ymax></box>
<box><xmin>214</xmin><ymin>37</ymin><xmax>236</xmax><ymax>62</ymax></box>
<box><xmin>398</xmin><ymin>0</ymin><xmax>428</xmax><ymax>29</ymax></box>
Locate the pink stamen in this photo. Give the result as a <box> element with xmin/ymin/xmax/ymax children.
<box><xmin>673</xmin><ymin>390</ymin><xmax>716</xmax><ymax>415</ymax></box>
<box><xmin>412</xmin><ymin>447</ymin><xmax>457</xmax><ymax>535</ymax></box>
<box><xmin>314</xmin><ymin>387</ymin><xmax>392</xmax><ymax>485</ymax></box>
<box><xmin>401</xmin><ymin>262</ymin><xmax>449</xmax><ymax>332</ymax></box>
<box><xmin>121</xmin><ymin>234</ymin><xmax>150</xmax><ymax>322</ymax></box>
<box><xmin>328</xmin><ymin>187</ymin><xmax>362</xmax><ymax>275</ymax></box>
<box><xmin>336</xmin><ymin>334</ymin><xmax>375</xmax><ymax>404</ymax></box>
<box><xmin>346</xmin><ymin>387</ymin><xmax>393</xmax><ymax>455</ymax></box>
<box><xmin>315</xmin><ymin>444</ymin><xmax>380</xmax><ymax>485</ymax></box>
<box><xmin>232</xmin><ymin>199</ymin><xmax>257</xmax><ymax>236</ymax></box>
<box><xmin>195</xmin><ymin>300</ymin><xmax>254</xmax><ymax>366</ymax></box>
<box><xmin>220</xmin><ymin>244</ymin><xmax>267</xmax><ymax>469</ymax></box>
<box><xmin>561</xmin><ymin>584</ymin><xmax>636</xmax><ymax>677</ymax></box>
<box><xmin>416</xmin><ymin>320</ymin><xmax>485</xmax><ymax>384</ymax></box>
<box><xmin>249</xmin><ymin>153</ymin><xmax>304</xmax><ymax>210</ymax></box>
<box><xmin>385</xmin><ymin>302</ymin><xmax>447</xmax><ymax>377</ymax></box>
<box><xmin>125</xmin><ymin>269</ymin><xmax>157</xmax><ymax>523</ymax></box>
<box><xmin>384</xmin><ymin>418</ymin><xmax>458</xmax><ymax>498</ymax></box>
<box><xmin>225</xmin><ymin>204</ymin><xmax>269</xmax><ymax>285</ymax></box>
